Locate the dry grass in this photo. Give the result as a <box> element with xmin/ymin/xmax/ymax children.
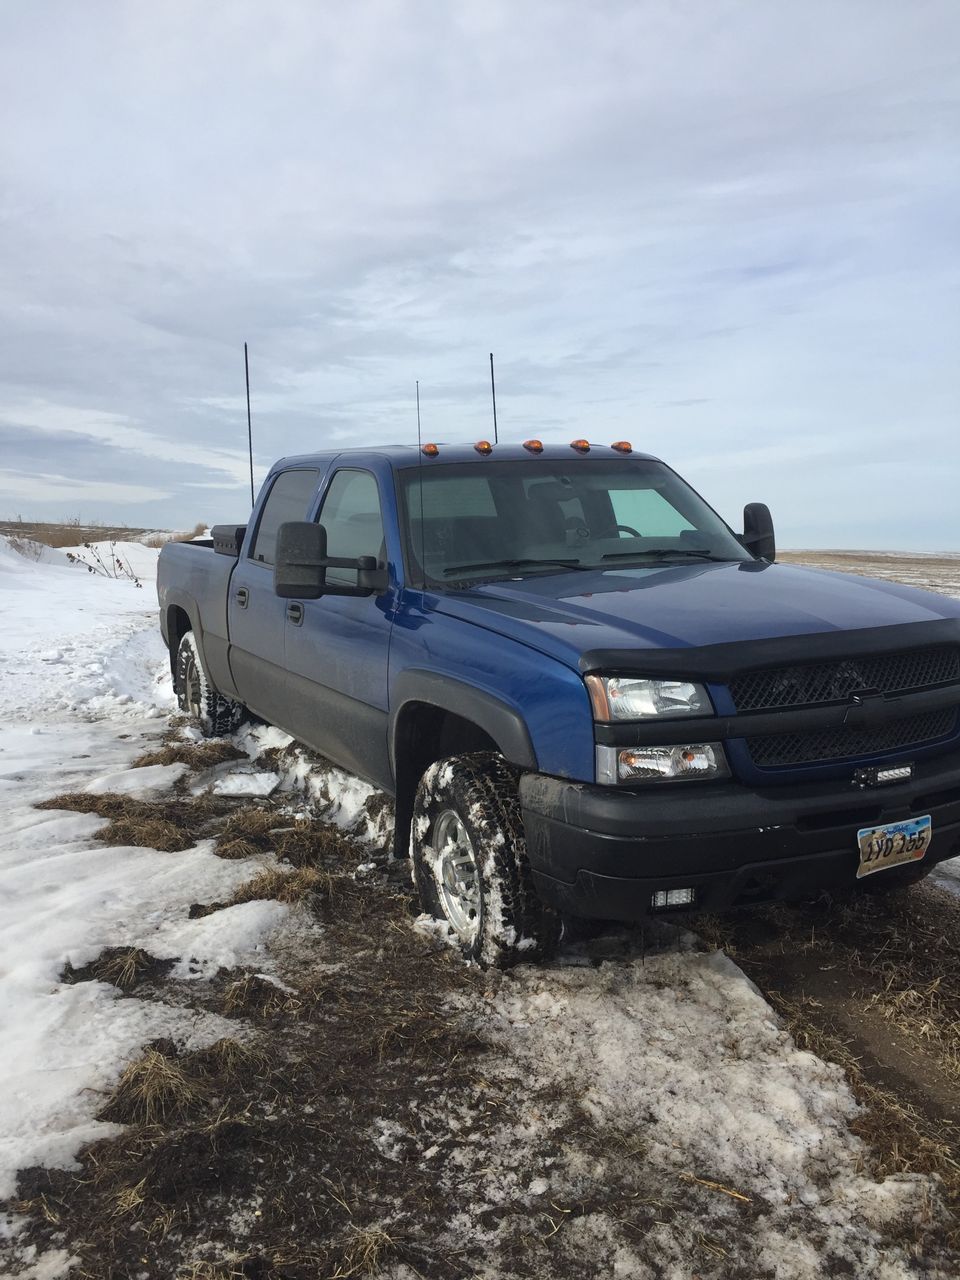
<box><xmin>228</xmin><ymin>865</ymin><xmax>336</xmax><ymax>908</ymax></box>
<box><xmin>62</xmin><ymin>946</ymin><xmax>175</xmax><ymax>991</ymax></box>
<box><xmin>335</xmin><ymin>1225</ymin><xmax>397</xmax><ymax>1277</ymax></box>
<box><xmin>178</xmin><ymin>1262</ymin><xmax>257</xmax><ymax>1280</ymax></box>
<box><xmin>215</xmin><ymin>809</ymin><xmax>357</xmax><ymax>866</ymax></box>
<box><xmin>185</xmin><ymin>1037</ymin><xmax>266</xmax><ymax>1081</ymax></box>
<box><xmin>132</xmin><ymin>740</ymin><xmax>245</xmax><ymax>770</ymax></box>
<box><xmin>221</xmin><ymin>974</ymin><xmax>304</xmax><ymax>1019</ymax></box>
<box><xmin>37</xmin><ymin>790</ymin><xmax>227</xmax><ymax>852</ymax></box>
<box><xmin>100</xmin><ymin>1050</ymin><xmax>202</xmax><ymax>1127</ymax></box>
<box><xmin>215</xmin><ymin>808</ymin><xmax>279</xmax><ymax>859</ymax></box>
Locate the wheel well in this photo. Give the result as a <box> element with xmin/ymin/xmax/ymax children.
<box><xmin>166</xmin><ymin>606</ymin><xmax>192</xmax><ymax>674</ymax></box>
<box><xmin>393</xmin><ymin>702</ymin><xmax>500</xmax><ymax>860</ymax></box>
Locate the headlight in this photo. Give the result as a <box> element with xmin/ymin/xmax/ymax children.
<box><xmin>585</xmin><ymin>674</ymin><xmax>712</xmax><ymax>721</ymax></box>
<box><xmin>596</xmin><ymin>742</ymin><xmax>730</xmax><ymax>784</ymax></box>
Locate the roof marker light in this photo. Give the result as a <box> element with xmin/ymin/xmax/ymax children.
<box><xmin>474</xmin><ymin>440</ymin><xmax>493</xmax><ymax>455</ymax></box>
<box><xmin>611</xmin><ymin>440</ymin><xmax>633</xmax><ymax>454</ymax></box>
<box><xmin>421</xmin><ymin>443</ymin><xmax>440</xmax><ymax>457</ymax></box>
<box><xmin>570</xmin><ymin>439</ymin><xmax>591</xmax><ymax>453</ymax></box>
<box><xmin>523</xmin><ymin>439</ymin><xmax>544</xmax><ymax>453</ymax></box>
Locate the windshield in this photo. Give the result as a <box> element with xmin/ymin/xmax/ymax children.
<box><xmin>398</xmin><ymin>459</ymin><xmax>751</xmax><ymax>586</ymax></box>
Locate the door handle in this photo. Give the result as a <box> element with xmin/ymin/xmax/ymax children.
<box><xmin>235</xmin><ymin>587</ymin><xmax>249</xmax><ymax>608</ymax></box>
<box><xmin>286</xmin><ymin>602</ymin><xmax>304</xmax><ymax>625</ymax></box>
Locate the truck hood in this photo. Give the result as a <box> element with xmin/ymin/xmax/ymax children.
<box><xmin>432</xmin><ymin>561</ymin><xmax>960</xmax><ymax>671</ymax></box>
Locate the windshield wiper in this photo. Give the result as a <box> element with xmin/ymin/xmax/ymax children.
<box><xmin>443</xmin><ymin>557</ymin><xmax>584</xmax><ymax>577</ymax></box>
<box><xmin>601</xmin><ymin>548</ymin><xmax>730</xmax><ymax>563</ymax></box>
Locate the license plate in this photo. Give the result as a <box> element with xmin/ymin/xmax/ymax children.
<box><xmin>856</xmin><ymin>815</ymin><xmax>931</xmax><ymax>878</ymax></box>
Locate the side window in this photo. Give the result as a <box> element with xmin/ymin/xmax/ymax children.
<box><xmin>317</xmin><ymin>470</ymin><xmax>385</xmax><ymax>588</ymax></box>
<box><xmin>250</xmin><ymin>469</ymin><xmax>321</xmax><ymax>565</ymax></box>
<box><xmin>609</xmin><ymin>487</ymin><xmax>695</xmax><ymax>537</ymax></box>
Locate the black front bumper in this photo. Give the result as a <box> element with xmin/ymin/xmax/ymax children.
<box><xmin>519</xmin><ymin>750</ymin><xmax>960</xmax><ymax>920</ymax></box>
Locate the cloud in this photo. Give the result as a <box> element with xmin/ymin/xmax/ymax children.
<box><xmin>0</xmin><ymin>1</ymin><xmax>957</xmax><ymax>544</ymax></box>
<box><xmin>0</xmin><ymin>470</ymin><xmax>169</xmax><ymax>507</ymax></box>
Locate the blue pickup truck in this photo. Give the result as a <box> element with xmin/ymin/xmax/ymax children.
<box><xmin>157</xmin><ymin>441</ymin><xmax>960</xmax><ymax>965</ymax></box>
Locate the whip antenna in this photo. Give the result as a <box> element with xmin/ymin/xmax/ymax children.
<box><xmin>244</xmin><ymin>341</ymin><xmax>255</xmax><ymax>507</ymax></box>
<box><xmin>416</xmin><ymin>380</ymin><xmax>425</xmax><ymax>589</ymax></box>
<box><xmin>489</xmin><ymin>351</ymin><xmax>499</xmax><ymax>444</ymax></box>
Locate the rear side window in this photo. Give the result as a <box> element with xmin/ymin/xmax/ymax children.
<box><xmin>317</xmin><ymin>469</ymin><xmax>385</xmax><ymax>587</ymax></box>
<box><xmin>250</xmin><ymin>469</ymin><xmax>321</xmax><ymax>565</ymax></box>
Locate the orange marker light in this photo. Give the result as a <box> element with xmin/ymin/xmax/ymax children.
<box><xmin>474</xmin><ymin>440</ymin><xmax>493</xmax><ymax>455</ymax></box>
<box><xmin>611</xmin><ymin>440</ymin><xmax>633</xmax><ymax>454</ymax></box>
<box><xmin>421</xmin><ymin>443</ymin><xmax>439</xmax><ymax>457</ymax></box>
<box><xmin>523</xmin><ymin>439</ymin><xmax>544</xmax><ymax>453</ymax></box>
<box><xmin>570</xmin><ymin>439</ymin><xmax>591</xmax><ymax>453</ymax></box>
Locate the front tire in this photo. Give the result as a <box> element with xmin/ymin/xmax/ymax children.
<box><xmin>174</xmin><ymin>630</ymin><xmax>244</xmax><ymax>737</ymax></box>
<box><xmin>411</xmin><ymin>753</ymin><xmax>560</xmax><ymax>968</ymax></box>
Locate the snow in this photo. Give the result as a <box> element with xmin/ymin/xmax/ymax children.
<box><xmin>932</xmin><ymin>856</ymin><xmax>960</xmax><ymax>897</ymax></box>
<box><xmin>56</xmin><ymin>539</ymin><xmax>162</xmax><ymax>583</ymax></box>
<box><xmin>0</xmin><ymin>537</ymin><xmax>295</xmax><ymax>1204</ymax></box>
<box><xmin>82</xmin><ymin>761</ymin><xmax>189</xmax><ymax>795</ymax></box>
<box><xmin>211</xmin><ymin>769</ymin><xmax>280</xmax><ymax>797</ymax></box>
<box><xmin>433</xmin><ymin>937</ymin><xmax>933</xmax><ymax>1276</ymax></box>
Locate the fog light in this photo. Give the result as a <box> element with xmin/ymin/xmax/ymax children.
<box><xmin>853</xmin><ymin>762</ymin><xmax>914</xmax><ymax>788</ymax></box>
<box><xmin>652</xmin><ymin>888</ymin><xmax>696</xmax><ymax>909</ymax></box>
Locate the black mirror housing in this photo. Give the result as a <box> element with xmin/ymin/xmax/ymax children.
<box><xmin>742</xmin><ymin>503</ymin><xmax>776</xmax><ymax>561</ymax></box>
<box><xmin>274</xmin><ymin>523</ymin><xmax>389</xmax><ymax>599</ymax></box>
<box><xmin>274</xmin><ymin>522</ymin><xmax>328</xmax><ymax>598</ymax></box>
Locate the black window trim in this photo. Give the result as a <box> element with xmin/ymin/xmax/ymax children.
<box><xmin>248</xmin><ymin>467</ymin><xmax>322</xmax><ymax>566</ymax></box>
<box><xmin>314</xmin><ymin>466</ymin><xmax>387</xmax><ymax>586</ymax></box>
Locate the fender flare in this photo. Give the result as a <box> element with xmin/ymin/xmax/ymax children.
<box><xmin>389</xmin><ymin>670</ymin><xmax>538</xmax><ymax>776</ymax></box>
<box><xmin>161</xmin><ymin>592</ymin><xmax>209</xmax><ymax>677</ymax></box>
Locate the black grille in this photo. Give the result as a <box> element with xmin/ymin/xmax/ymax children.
<box><xmin>730</xmin><ymin>646</ymin><xmax>960</xmax><ymax>712</ymax></box>
<box><xmin>746</xmin><ymin>709</ymin><xmax>957</xmax><ymax>768</ymax></box>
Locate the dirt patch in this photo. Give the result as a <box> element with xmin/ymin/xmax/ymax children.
<box><xmin>61</xmin><ymin>947</ymin><xmax>175</xmax><ymax>992</ymax></box>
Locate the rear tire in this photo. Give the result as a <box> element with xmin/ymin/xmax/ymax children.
<box><xmin>411</xmin><ymin>752</ymin><xmax>560</xmax><ymax>968</ymax></box>
<box><xmin>174</xmin><ymin>630</ymin><xmax>244</xmax><ymax>738</ymax></box>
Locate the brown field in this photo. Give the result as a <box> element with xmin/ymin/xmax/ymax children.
<box><xmin>0</xmin><ymin>520</ymin><xmax>206</xmax><ymax>549</ymax></box>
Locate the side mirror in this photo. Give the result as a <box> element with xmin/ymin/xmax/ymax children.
<box><xmin>274</xmin><ymin>522</ymin><xmax>390</xmax><ymax>599</ymax></box>
<box><xmin>741</xmin><ymin>503</ymin><xmax>776</xmax><ymax>561</ymax></box>
<box><xmin>275</xmin><ymin>522</ymin><xmax>327</xmax><ymax>598</ymax></box>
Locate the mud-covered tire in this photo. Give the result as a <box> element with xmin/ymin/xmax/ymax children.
<box><xmin>174</xmin><ymin>630</ymin><xmax>245</xmax><ymax>738</ymax></box>
<box><xmin>411</xmin><ymin>752</ymin><xmax>560</xmax><ymax>968</ymax></box>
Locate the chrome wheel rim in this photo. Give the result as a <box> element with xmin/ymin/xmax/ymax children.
<box><xmin>432</xmin><ymin>809</ymin><xmax>481</xmax><ymax>942</ymax></box>
<box><xmin>183</xmin><ymin>651</ymin><xmax>203</xmax><ymax>719</ymax></box>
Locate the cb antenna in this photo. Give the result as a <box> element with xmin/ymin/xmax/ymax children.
<box><xmin>244</xmin><ymin>341</ymin><xmax>255</xmax><ymax>507</ymax></box>
<box><xmin>489</xmin><ymin>351</ymin><xmax>499</xmax><ymax>444</ymax></box>
<box><xmin>416</xmin><ymin>380</ymin><xmax>425</xmax><ymax>589</ymax></box>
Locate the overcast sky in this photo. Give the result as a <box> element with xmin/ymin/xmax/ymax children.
<box><xmin>1</xmin><ymin>1</ymin><xmax>958</xmax><ymax>547</ymax></box>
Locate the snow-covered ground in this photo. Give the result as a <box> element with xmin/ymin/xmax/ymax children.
<box><xmin>0</xmin><ymin>540</ymin><xmax>299</xmax><ymax>1209</ymax></box>
<box><xmin>1</xmin><ymin>537</ymin><xmax>959</xmax><ymax>1277</ymax></box>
